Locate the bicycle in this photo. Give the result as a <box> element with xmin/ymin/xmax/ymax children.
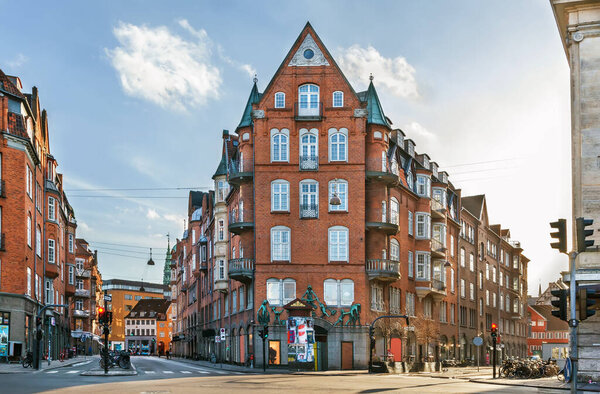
<box><xmin>22</xmin><ymin>351</ymin><xmax>33</xmax><ymax>368</ymax></box>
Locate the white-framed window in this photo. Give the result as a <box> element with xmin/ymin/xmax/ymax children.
<box><xmin>461</xmin><ymin>248</ymin><xmax>466</xmax><ymax>267</ymax></box>
<box><xmin>324</xmin><ymin>279</ymin><xmax>354</xmax><ymax>307</ymax></box>
<box><xmin>48</xmin><ymin>239</ymin><xmax>55</xmax><ymax>264</ymax></box>
<box><xmin>328</xmin><ymin>179</ymin><xmax>348</xmax><ymax>211</ymax></box>
<box><xmin>469</xmin><ymin>253</ymin><xmax>475</xmax><ymax>271</ymax></box>
<box><xmin>232</xmin><ymin>290</ymin><xmax>237</xmax><ymax>314</ymax></box>
<box><xmin>460</xmin><ymin>279</ymin><xmax>465</xmax><ymax>298</ymax></box>
<box><xmin>493</xmin><ymin>293</ymin><xmax>497</xmax><ymax>307</ymax></box>
<box><xmin>408</xmin><ymin>251</ymin><xmax>414</xmax><ymax>278</ymax></box>
<box><xmin>332</xmin><ymin>91</ymin><xmax>343</xmax><ymax>107</ymax></box>
<box><xmin>390</xmin><ymin>198</ymin><xmax>399</xmax><ymax>225</ymax></box>
<box><xmin>390</xmin><ymin>239</ymin><xmax>400</xmax><ymax>261</ymax></box>
<box><xmin>45</xmin><ymin>279</ymin><xmax>54</xmax><ymax>304</ymax></box>
<box><xmin>300</xmin><ymin>128</ymin><xmax>318</xmax><ymax>162</ymax></box>
<box><xmin>298</xmin><ymin>84</ymin><xmax>319</xmax><ymax>116</ymax></box>
<box><xmin>271</xmin><ymin>226</ymin><xmax>291</xmax><ymax>261</ymax></box>
<box><xmin>48</xmin><ymin>197</ymin><xmax>56</xmax><ymax>221</ymax></box>
<box><xmin>432</xmin><ymin>223</ymin><xmax>446</xmax><ymax>247</ymax></box>
<box><xmin>469</xmin><ymin>282</ymin><xmax>475</xmax><ymax>300</ymax></box>
<box><xmin>26</xmin><ymin>165</ymin><xmax>33</xmax><ymax>198</ymax></box>
<box><xmin>371</xmin><ymin>283</ymin><xmax>384</xmax><ymax>311</ymax></box>
<box><xmin>479</xmin><ymin>271</ymin><xmax>483</xmax><ymax>289</ymax></box>
<box><xmin>266</xmin><ymin>278</ymin><xmax>296</xmax><ymax>306</ymax></box>
<box><xmin>328</xmin><ymin>226</ymin><xmax>348</xmax><ymax>262</ymax></box>
<box><xmin>492</xmin><ymin>266</ymin><xmax>497</xmax><ymax>283</ymax></box>
<box><xmin>27</xmin><ymin>215</ymin><xmax>32</xmax><ymax>247</ymax></box>
<box><xmin>218</xmin><ymin>219</ymin><xmax>224</xmax><ymax>241</ymax></box>
<box><xmin>390</xmin><ymin>287</ymin><xmax>402</xmax><ymax>314</ymax></box>
<box><xmin>271</xmin><ymin>128</ymin><xmax>289</xmax><ymax>162</ymax></box>
<box><xmin>416</xmin><ymin>175</ymin><xmax>431</xmax><ymax>197</ymax></box>
<box><xmin>406</xmin><ymin>171</ymin><xmax>414</xmax><ymax>190</ymax></box>
<box><xmin>500</xmin><ymin>292</ymin><xmax>504</xmax><ymax>310</ymax></box>
<box><xmin>300</xmin><ymin>179</ymin><xmax>318</xmax><ymax>216</ymax></box>
<box><xmin>432</xmin><ymin>187</ymin><xmax>446</xmax><ymax>207</ymax></box>
<box><xmin>75</xmin><ymin>299</ymin><xmax>83</xmax><ymax>311</ymax></box>
<box><xmin>68</xmin><ymin>265</ymin><xmax>74</xmax><ymax>285</ymax></box>
<box><xmin>440</xmin><ymin>301</ymin><xmax>448</xmax><ymax>323</ymax></box>
<box><xmin>217</xmin><ymin>180</ymin><xmax>229</xmax><ymax>202</ymax></box>
<box><xmin>505</xmin><ymin>294</ymin><xmax>510</xmax><ymax>312</ymax></box>
<box><xmin>27</xmin><ymin>267</ymin><xmax>32</xmax><ymax>296</ymax></box>
<box><xmin>271</xmin><ymin>180</ymin><xmax>289</xmax><ymax>211</ymax></box>
<box><xmin>405</xmin><ymin>292</ymin><xmax>416</xmax><ymax>317</ymax></box>
<box><xmin>328</xmin><ymin>128</ymin><xmax>348</xmax><ymax>162</ymax></box>
<box><xmin>415</xmin><ymin>252</ymin><xmax>430</xmax><ymax>280</ymax></box>
<box><xmin>239</xmin><ymin>286</ymin><xmax>245</xmax><ymax>310</ymax></box>
<box><xmin>408</xmin><ymin>211</ymin><xmax>413</xmax><ymax>235</ymax></box>
<box><xmin>423</xmin><ymin>298</ymin><xmax>432</xmax><ymax>317</ymax></box>
<box><xmin>274</xmin><ymin>92</ymin><xmax>285</xmax><ymax>108</ymax></box>
<box><xmin>450</xmin><ymin>268</ymin><xmax>455</xmax><ymax>292</ymax></box>
<box><xmin>450</xmin><ymin>235</ymin><xmax>455</xmax><ymax>256</ymax></box>
<box><xmin>68</xmin><ymin>233</ymin><xmax>74</xmax><ymax>253</ymax></box>
<box><xmin>415</xmin><ymin>213</ymin><xmax>430</xmax><ymax>239</ymax></box>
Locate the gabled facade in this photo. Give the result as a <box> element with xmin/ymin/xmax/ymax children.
<box><xmin>527</xmin><ymin>304</ymin><xmax>568</xmax><ymax>358</ymax></box>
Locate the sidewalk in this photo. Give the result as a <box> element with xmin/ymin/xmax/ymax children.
<box><xmin>0</xmin><ymin>355</ymin><xmax>98</xmax><ymax>374</ymax></box>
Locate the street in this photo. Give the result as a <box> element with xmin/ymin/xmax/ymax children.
<box><xmin>0</xmin><ymin>356</ymin><xmax>566</xmax><ymax>394</ymax></box>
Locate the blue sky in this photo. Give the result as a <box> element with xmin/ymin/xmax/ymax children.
<box><xmin>0</xmin><ymin>1</ymin><xmax>571</xmax><ymax>293</ymax></box>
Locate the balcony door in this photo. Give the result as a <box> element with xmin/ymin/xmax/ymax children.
<box><xmin>299</xmin><ymin>84</ymin><xmax>319</xmax><ymax>116</ymax></box>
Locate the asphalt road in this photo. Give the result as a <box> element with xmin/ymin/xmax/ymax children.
<box><xmin>2</xmin><ymin>357</ymin><xmax>565</xmax><ymax>394</ymax></box>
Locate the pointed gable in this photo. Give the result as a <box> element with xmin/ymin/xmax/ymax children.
<box><xmin>364</xmin><ymin>80</ymin><xmax>391</xmax><ymax>128</ymax></box>
<box><xmin>288</xmin><ymin>33</ymin><xmax>330</xmax><ymax>67</ymax></box>
<box><xmin>236</xmin><ymin>80</ymin><xmax>262</xmax><ymax>131</ymax></box>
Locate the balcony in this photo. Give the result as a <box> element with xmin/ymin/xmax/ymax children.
<box><xmin>299</xmin><ymin>155</ymin><xmax>318</xmax><ymax>171</ymax></box>
<box><xmin>75</xmin><ymin>288</ymin><xmax>90</xmax><ymax>298</ymax></box>
<box><xmin>415</xmin><ymin>278</ymin><xmax>446</xmax><ymax>302</ymax></box>
<box><xmin>228</xmin><ymin>258</ymin><xmax>255</xmax><ymax>283</ymax></box>
<box><xmin>366</xmin><ymin>259</ymin><xmax>401</xmax><ymax>282</ymax></box>
<box><xmin>294</xmin><ymin>102</ymin><xmax>323</xmax><ymax>121</ymax></box>
<box><xmin>228</xmin><ymin>159</ymin><xmax>253</xmax><ymax>185</ymax></box>
<box><xmin>431</xmin><ymin>198</ymin><xmax>446</xmax><ymax>219</ymax></box>
<box><xmin>431</xmin><ymin>238</ymin><xmax>447</xmax><ymax>258</ymax></box>
<box><xmin>0</xmin><ymin>233</ymin><xmax>4</xmax><ymax>251</ymax></box>
<box><xmin>65</xmin><ymin>283</ymin><xmax>76</xmax><ymax>296</ymax></box>
<box><xmin>0</xmin><ymin>180</ymin><xmax>5</xmax><ymax>198</ymax></box>
<box><xmin>45</xmin><ymin>262</ymin><xmax>60</xmax><ymax>279</ymax></box>
<box><xmin>73</xmin><ymin>309</ymin><xmax>90</xmax><ymax>318</ymax></box>
<box><xmin>214</xmin><ymin>277</ymin><xmax>228</xmax><ymax>293</ymax></box>
<box><xmin>366</xmin><ymin>158</ymin><xmax>399</xmax><ymax>185</ymax></box>
<box><xmin>229</xmin><ymin>210</ymin><xmax>254</xmax><ymax>235</ymax></box>
<box><xmin>366</xmin><ymin>212</ymin><xmax>398</xmax><ymax>235</ymax></box>
<box><xmin>300</xmin><ymin>203</ymin><xmax>318</xmax><ymax>219</ymax></box>
<box><xmin>76</xmin><ymin>269</ymin><xmax>91</xmax><ymax>278</ymax></box>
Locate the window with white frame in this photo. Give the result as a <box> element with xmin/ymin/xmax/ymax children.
<box><xmin>423</xmin><ymin>298</ymin><xmax>432</xmax><ymax>317</ymax></box>
<box><xmin>300</xmin><ymin>128</ymin><xmax>318</xmax><ymax>162</ymax></box>
<box><xmin>75</xmin><ymin>299</ymin><xmax>83</xmax><ymax>311</ymax></box>
<box><xmin>271</xmin><ymin>226</ymin><xmax>291</xmax><ymax>261</ymax></box>
<box><xmin>405</xmin><ymin>292</ymin><xmax>416</xmax><ymax>317</ymax></box>
<box><xmin>328</xmin><ymin>179</ymin><xmax>347</xmax><ymax>211</ymax></box>
<box><xmin>298</xmin><ymin>84</ymin><xmax>319</xmax><ymax>116</ymax></box>
<box><xmin>390</xmin><ymin>239</ymin><xmax>400</xmax><ymax>261</ymax></box>
<box><xmin>415</xmin><ymin>252</ymin><xmax>430</xmax><ymax>280</ymax></box>
<box><xmin>469</xmin><ymin>282</ymin><xmax>475</xmax><ymax>300</ymax></box>
<box><xmin>328</xmin><ymin>226</ymin><xmax>348</xmax><ymax>262</ymax></box>
<box><xmin>68</xmin><ymin>234</ymin><xmax>74</xmax><ymax>253</ymax></box>
<box><xmin>27</xmin><ymin>215</ymin><xmax>31</xmax><ymax>247</ymax></box>
<box><xmin>469</xmin><ymin>253</ymin><xmax>475</xmax><ymax>271</ymax></box>
<box><xmin>460</xmin><ymin>279</ymin><xmax>465</xmax><ymax>298</ymax></box>
<box><xmin>332</xmin><ymin>91</ymin><xmax>343</xmax><ymax>107</ymax></box>
<box><xmin>48</xmin><ymin>197</ymin><xmax>56</xmax><ymax>221</ymax></box>
<box><xmin>371</xmin><ymin>284</ymin><xmax>384</xmax><ymax>311</ymax></box>
<box><xmin>266</xmin><ymin>278</ymin><xmax>296</xmax><ymax>306</ymax></box>
<box><xmin>271</xmin><ymin>180</ymin><xmax>289</xmax><ymax>211</ymax></box>
<box><xmin>460</xmin><ymin>248</ymin><xmax>466</xmax><ymax>267</ymax></box>
<box><xmin>479</xmin><ymin>271</ymin><xmax>483</xmax><ymax>289</ymax></box>
<box><xmin>408</xmin><ymin>211</ymin><xmax>413</xmax><ymax>235</ymax></box>
<box><xmin>45</xmin><ymin>279</ymin><xmax>54</xmax><ymax>303</ymax></box>
<box><xmin>493</xmin><ymin>293</ymin><xmax>497</xmax><ymax>307</ymax></box>
<box><xmin>415</xmin><ymin>213</ymin><xmax>430</xmax><ymax>239</ymax></box>
<box><xmin>416</xmin><ymin>175</ymin><xmax>431</xmax><ymax>197</ymax></box>
<box><xmin>505</xmin><ymin>294</ymin><xmax>510</xmax><ymax>312</ymax></box>
<box><xmin>440</xmin><ymin>301</ymin><xmax>448</xmax><ymax>323</ymax></box>
<box><xmin>274</xmin><ymin>92</ymin><xmax>285</xmax><ymax>108</ymax></box>
<box><xmin>26</xmin><ymin>165</ymin><xmax>33</xmax><ymax>197</ymax></box>
<box><xmin>513</xmin><ymin>256</ymin><xmax>519</xmax><ymax>270</ymax></box>
<box><xmin>450</xmin><ymin>235</ymin><xmax>455</xmax><ymax>257</ymax></box>
<box><xmin>218</xmin><ymin>220</ymin><xmax>224</xmax><ymax>241</ymax></box>
<box><xmin>408</xmin><ymin>251</ymin><xmax>414</xmax><ymax>278</ymax></box>
<box><xmin>68</xmin><ymin>265</ymin><xmax>74</xmax><ymax>285</ymax></box>
<box><xmin>450</xmin><ymin>268</ymin><xmax>455</xmax><ymax>292</ymax></box>
<box><xmin>271</xmin><ymin>128</ymin><xmax>289</xmax><ymax>162</ymax></box>
<box><xmin>390</xmin><ymin>198</ymin><xmax>399</xmax><ymax>225</ymax></box>
<box><xmin>48</xmin><ymin>239</ymin><xmax>55</xmax><ymax>264</ymax></box>
<box><xmin>217</xmin><ymin>180</ymin><xmax>229</xmax><ymax>202</ymax></box>
<box><xmin>328</xmin><ymin>128</ymin><xmax>348</xmax><ymax>162</ymax></box>
<box><xmin>492</xmin><ymin>266</ymin><xmax>497</xmax><ymax>283</ymax></box>
<box><xmin>300</xmin><ymin>179</ymin><xmax>318</xmax><ymax>214</ymax></box>
<box><xmin>390</xmin><ymin>287</ymin><xmax>401</xmax><ymax>314</ymax></box>
<box><xmin>500</xmin><ymin>292</ymin><xmax>504</xmax><ymax>310</ymax></box>
<box><xmin>27</xmin><ymin>267</ymin><xmax>32</xmax><ymax>296</ymax></box>
<box><xmin>324</xmin><ymin>279</ymin><xmax>354</xmax><ymax>307</ymax></box>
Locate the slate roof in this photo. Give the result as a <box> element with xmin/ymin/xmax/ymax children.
<box><xmin>0</xmin><ymin>68</ymin><xmax>26</xmax><ymax>100</ymax></box>
<box><xmin>212</xmin><ymin>154</ymin><xmax>228</xmax><ymax>179</ymax></box>
<box><xmin>529</xmin><ymin>304</ymin><xmax>569</xmax><ymax>331</ymax></box>
<box><xmin>236</xmin><ymin>81</ymin><xmax>262</xmax><ymax>131</ymax></box>
<box><xmin>462</xmin><ymin>195</ymin><xmax>485</xmax><ymax>219</ymax></box>
<box><xmin>125</xmin><ymin>298</ymin><xmax>170</xmax><ymax>320</ymax></box>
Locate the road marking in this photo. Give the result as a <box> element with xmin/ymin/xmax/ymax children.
<box><xmin>163</xmin><ymin>371</ymin><xmax>174</xmax><ymax>374</ymax></box>
<box><xmin>72</xmin><ymin>361</ymin><xmax>92</xmax><ymax>367</ymax></box>
<box><xmin>66</xmin><ymin>370</ymin><xmax>80</xmax><ymax>374</ymax></box>
<box><xmin>180</xmin><ymin>370</ymin><xmax>191</xmax><ymax>374</ymax></box>
<box><xmin>46</xmin><ymin>370</ymin><xmax>59</xmax><ymax>374</ymax></box>
<box><xmin>196</xmin><ymin>370</ymin><xmax>209</xmax><ymax>374</ymax></box>
<box><xmin>144</xmin><ymin>371</ymin><xmax>156</xmax><ymax>374</ymax></box>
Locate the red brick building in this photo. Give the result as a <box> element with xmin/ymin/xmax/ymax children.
<box><xmin>0</xmin><ymin>68</ymin><xmax>80</xmax><ymax>361</ymax></box>
<box><xmin>527</xmin><ymin>305</ymin><xmax>568</xmax><ymax>359</ymax></box>
<box><xmin>170</xmin><ymin>23</ymin><xmax>529</xmax><ymax>370</ymax></box>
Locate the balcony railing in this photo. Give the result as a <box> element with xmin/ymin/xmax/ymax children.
<box><xmin>366</xmin><ymin>259</ymin><xmax>401</xmax><ymax>281</ymax></box>
<box><xmin>0</xmin><ymin>233</ymin><xmax>4</xmax><ymax>251</ymax></box>
<box><xmin>228</xmin><ymin>258</ymin><xmax>255</xmax><ymax>283</ymax></box>
<box><xmin>228</xmin><ymin>159</ymin><xmax>253</xmax><ymax>184</ymax></box>
<box><xmin>431</xmin><ymin>238</ymin><xmax>446</xmax><ymax>256</ymax></box>
<box><xmin>0</xmin><ymin>180</ymin><xmax>5</xmax><ymax>198</ymax></box>
<box><xmin>229</xmin><ymin>209</ymin><xmax>254</xmax><ymax>234</ymax></box>
<box><xmin>431</xmin><ymin>198</ymin><xmax>446</xmax><ymax>216</ymax></box>
<box><xmin>299</xmin><ymin>155</ymin><xmax>319</xmax><ymax>171</ymax></box>
<box><xmin>73</xmin><ymin>309</ymin><xmax>90</xmax><ymax>318</ymax></box>
<box><xmin>294</xmin><ymin>102</ymin><xmax>323</xmax><ymax>121</ymax></box>
<box><xmin>300</xmin><ymin>203</ymin><xmax>318</xmax><ymax>219</ymax></box>
<box><xmin>366</xmin><ymin>158</ymin><xmax>400</xmax><ymax>185</ymax></box>
<box><xmin>366</xmin><ymin>211</ymin><xmax>398</xmax><ymax>235</ymax></box>
<box><xmin>432</xmin><ymin>278</ymin><xmax>445</xmax><ymax>291</ymax></box>
<box><xmin>75</xmin><ymin>288</ymin><xmax>90</xmax><ymax>298</ymax></box>
<box><xmin>76</xmin><ymin>269</ymin><xmax>91</xmax><ymax>278</ymax></box>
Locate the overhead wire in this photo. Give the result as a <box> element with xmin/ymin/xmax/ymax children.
<box><xmin>88</xmin><ymin>240</ymin><xmax>167</xmax><ymax>250</ymax></box>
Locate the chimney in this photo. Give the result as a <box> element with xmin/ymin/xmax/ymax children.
<box><xmin>222</xmin><ymin>129</ymin><xmax>229</xmax><ymax>139</ymax></box>
<box><xmin>31</xmin><ymin>86</ymin><xmax>39</xmax><ymax>121</ymax></box>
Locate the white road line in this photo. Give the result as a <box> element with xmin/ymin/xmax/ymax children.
<box><xmin>180</xmin><ymin>371</ymin><xmax>191</xmax><ymax>374</ymax></box>
<box><xmin>163</xmin><ymin>371</ymin><xmax>174</xmax><ymax>374</ymax></box>
<box><xmin>196</xmin><ymin>370</ymin><xmax>209</xmax><ymax>374</ymax></box>
<box><xmin>72</xmin><ymin>361</ymin><xmax>92</xmax><ymax>367</ymax></box>
<box><xmin>46</xmin><ymin>370</ymin><xmax>59</xmax><ymax>374</ymax></box>
<box><xmin>66</xmin><ymin>370</ymin><xmax>80</xmax><ymax>374</ymax></box>
<box><xmin>144</xmin><ymin>371</ymin><xmax>156</xmax><ymax>374</ymax></box>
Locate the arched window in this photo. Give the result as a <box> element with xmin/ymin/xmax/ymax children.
<box><xmin>266</xmin><ymin>278</ymin><xmax>296</xmax><ymax>305</ymax></box>
<box><xmin>328</xmin><ymin>128</ymin><xmax>348</xmax><ymax>162</ymax></box>
<box><xmin>271</xmin><ymin>180</ymin><xmax>289</xmax><ymax>211</ymax></box>
<box><xmin>271</xmin><ymin>128</ymin><xmax>289</xmax><ymax>162</ymax></box>
<box><xmin>274</xmin><ymin>92</ymin><xmax>285</xmax><ymax>108</ymax></box>
<box><xmin>323</xmin><ymin>279</ymin><xmax>354</xmax><ymax>306</ymax></box>
<box><xmin>298</xmin><ymin>84</ymin><xmax>319</xmax><ymax>116</ymax></box>
<box><xmin>390</xmin><ymin>239</ymin><xmax>400</xmax><ymax>261</ymax></box>
<box><xmin>271</xmin><ymin>226</ymin><xmax>291</xmax><ymax>261</ymax></box>
<box><xmin>299</xmin><ymin>179</ymin><xmax>318</xmax><ymax>218</ymax></box>
<box><xmin>328</xmin><ymin>226</ymin><xmax>348</xmax><ymax>262</ymax></box>
<box><xmin>328</xmin><ymin>179</ymin><xmax>348</xmax><ymax>211</ymax></box>
<box><xmin>299</xmin><ymin>128</ymin><xmax>318</xmax><ymax>170</ymax></box>
<box><xmin>340</xmin><ymin>279</ymin><xmax>354</xmax><ymax>306</ymax></box>
<box><xmin>332</xmin><ymin>91</ymin><xmax>343</xmax><ymax>107</ymax></box>
<box><xmin>324</xmin><ymin>279</ymin><xmax>338</xmax><ymax>306</ymax></box>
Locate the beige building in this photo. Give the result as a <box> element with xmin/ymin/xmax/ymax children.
<box><xmin>551</xmin><ymin>0</ymin><xmax>600</xmax><ymax>382</ymax></box>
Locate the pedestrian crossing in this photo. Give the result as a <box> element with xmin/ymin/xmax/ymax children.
<box><xmin>43</xmin><ymin>365</ymin><xmax>247</xmax><ymax>376</ymax></box>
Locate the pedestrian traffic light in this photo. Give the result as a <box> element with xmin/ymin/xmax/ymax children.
<box><xmin>578</xmin><ymin>285</ymin><xmax>599</xmax><ymax>321</ymax></box>
<box><xmin>576</xmin><ymin>217</ymin><xmax>594</xmax><ymax>253</ymax></box>
<box><xmin>106</xmin><ymin>311</ymin><xmax>113</xmax><ymax>325</ymax></box>
<box><xmin>491</xmin><ymin>323</ymin><xmax>498</xmax><ymax>339</ymax></box>
<box><xmin>258</xmin><ymin>328</ymin><xmax>264</xmax><ymax>339</ymax></box>
<box><xmin>264</xmin><ymin>326</ymin><xmax>269</xmax><ymax>339</ymax></box>
<box><xmin>551</xmin><ymin>289</ymin><xmax>569</xmax><ymax>322</ymax></box>
<box><xmin>36</xmin><ymin>316</ymin><xmax>42</xmax><ymax>327</ymax></box>
<box><xmin>98</xmin><ymin>307</ymin><xmax>106</xmax><ymax>324</ymax></box>
<box><xmin>550</xmin><ymin>219</ymin><xmax>567</xmax><ymax>254</ymax></box>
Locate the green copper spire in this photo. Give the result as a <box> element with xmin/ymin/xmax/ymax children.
<box><xmin>365</xmin><ymin>77</ymin><xmax>391</xmax><ymax>128</ymax></box>
<box><xmin>163</xmin><ymin>233</ymin><xmax>172</xmax><ymax>286</ymax></box>
<box><xmin>236</xmin><ymin>77</ymin><xmax>262</xmax><ymax>131</ymax></box>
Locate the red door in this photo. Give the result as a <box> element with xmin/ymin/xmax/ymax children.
<box><xmin>390</xmin><ymin>338</ymin><xmax>402</xmax><ymax>362</ymax></box>
<box><xmin>341</xmin><ymin>342</ymin><xmax>353</xmax><ymax>370</ymax></box>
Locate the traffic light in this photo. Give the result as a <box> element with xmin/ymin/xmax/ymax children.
<box><xmin>550</xmin><ymin>219</ymin><xmax>567</xmax><ymax>253</ymax></box>
<box><xmin>576</xmin><ymin>217</ymin><xmax>594</xmax><ymax>253</ymax></box>
<box><xmin>551</xmin><ymin>289</ymin><xmax>569</xmax><ymax>322</ymax></box>
<box><xmin>578</xmin><ymin>285</ymin><xmax>599</xmax><ymax>321</ymax></box>
<box><xmin>491</xmin><ymin>323</ymin><xmax>498</xmax><ymax>339</ymax></box>
<box><xmin>263</xmin><ymin>326</ymin><xmax>269</xmax><ymax>339</ymax></box>
<box><xmin>98</xmin><ymin>307</ymin><xmax>106</xmax><ymax>324</ymax></box>
<box><xmin>258</xmin><ymin>328</ymin><xmax>264</xmax><ymax>339</ymax></box>
<box><xmin>36</xmin><ymin>316</ymin><xmax>42</xmax><ymax>327</ymax></box>
<box><xmin>106</xmin><ymin>311</ymin><xmax>113</xmax><ymax>325</ymax></box>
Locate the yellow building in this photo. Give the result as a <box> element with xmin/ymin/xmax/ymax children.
<box><xmin>102</xmin><ymin>279</ymin><xmax>170</xmax><ymax>351</ymax></box>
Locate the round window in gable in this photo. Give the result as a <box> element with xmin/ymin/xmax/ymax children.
<box><xmin>303</xmin><ymin>49</ymin><xmax>314</xmax><ymax>59</ymax></box>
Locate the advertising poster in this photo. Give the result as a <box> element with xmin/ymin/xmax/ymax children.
<box><xmin>0</xmin><ymin>325</ymin><xmax>9</xmax><ymax>357</ymax></box>
<box><xmin>287</xmin><ymin>317</ymin><xmax>314</xmax><ymax>364</ymax></box>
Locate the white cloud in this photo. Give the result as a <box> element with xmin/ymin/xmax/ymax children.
<box><xmin>163</xmin><ymin>213</ymin><xmax>184</xmax><ymax>226</ymax></box>
<box><xmin>337</xmin><ymin>45</ymin><xmax>418</xmax><ymax>98</ymax></box>
<box><xmin>403</xmin><ymin>121</ymin><xmax>437</xmax><ymax>143</ymax></box>
<box><xmin>6</xmin><ymin>53</ymin><xmax>28</xmax><ymax>68</ymax></box>
<box><xmin>146</xmin><ymin>209</ymin><xmax>160</xmax><ymax>220</ymax></box>
<box><xmin>106</xmin><ymin>20</ymin><xmax>222</xmax><ymax>111</ymax></box>
<box><xmin>216</xmin><ymin>44</ymin><xmax>256</xmax><ymax>78</ymax></box>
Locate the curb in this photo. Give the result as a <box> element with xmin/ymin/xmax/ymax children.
<box><xmin>469</xmin><ymin>378</ymin><xmax>570</xmax><ymax>391</ymax></box>
<box><xmin>80</xmin><ymin>361</ymin><xmax>137</xmax><ymax>377</ymax></box>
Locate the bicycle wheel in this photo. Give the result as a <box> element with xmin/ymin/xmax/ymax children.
<box><xmin>22</xmin><ymin>359</ymin><xmax>31</xmax><ymax>368</ymax></box>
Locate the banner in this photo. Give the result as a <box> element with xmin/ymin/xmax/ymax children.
<box><xmin>287</xmin><ymin>317</ymin><xmax>314</xmax><ymax>363</ymax></box>
<box><xmin>0</xmin><ymin>325</ymin><xmax>8</xmax><ymax>357</ymax></box>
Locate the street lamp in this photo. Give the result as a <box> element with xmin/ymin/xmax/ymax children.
<box><xmin>147</xmin><ymin>248</ymin><xmax>155</xmax><ymax>266</ymax></box>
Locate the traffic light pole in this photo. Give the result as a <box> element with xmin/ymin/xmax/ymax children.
<box><xmin>103</xmin><ymin>325</ymin><xmax>109</xmax><ymax>375</ymax></box>
<box><xmin>492</xmin><ymin>336</ymin><xmax>496</xmax><ymax>379</ymax></box>
<box><xmin>568</xmin><ymin>251</ymin><xmax>578</xmax><ymax>394</ymax></box>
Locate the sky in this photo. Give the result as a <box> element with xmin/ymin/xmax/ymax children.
<box><xmin>0</xmin><ymin>0</ymin><xmax>571</xmax><ymax>294</ymax></box>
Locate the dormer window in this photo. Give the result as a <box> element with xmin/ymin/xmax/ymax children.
<box><xmin>275</xmin><ymin>92</ymin><xmax>285</xmax><ymax>108</ymax></box>
<box><xmin>332</xmin><ymin>91</ymin><xmax>343</xmax><ymax>107</ymax></box>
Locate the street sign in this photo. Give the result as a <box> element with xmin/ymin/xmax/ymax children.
<box><xmin>220</xmin><ymin>328</ymin><xmax>226</xmax><ymax>340</ymax></box>
<box><xmin>50</xmin><ymin>317</ymin><xmax>55</xmax><ymax>327</ymax></box>
<box><xmin>215</xmin><ymin>335</ymin><xmax>221</xmax><ymax>343</ymax></box>
<box><xmin>104</xmin><ymin>294</ymin><xmax>112</xmax><ymax>302</ymax></box>
<box><xmin>473</xmin><ymin>336</ymin><xmax>483</xmax><ymax>346</ymax></box>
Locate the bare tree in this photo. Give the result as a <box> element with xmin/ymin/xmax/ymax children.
<box><xmin>375</xmin><ymin>316</ymin><xmax>403</xmax><ymax>360</ymax></box>
<box><xmin>412</xmin><ymin>313</ymin><xmax>440</xmax><ymax>362</ymax></box>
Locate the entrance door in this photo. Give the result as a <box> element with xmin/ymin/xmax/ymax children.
<box><xmin>341</xmin><ymin>341</ymin><xmax>353</xmax><ymax>370</ymax></box>
<box><xmin>390</xmin><ymin>338</ymin><xmax>402</xmax><ymax>362</ymax></box>
<box><xmin>315</xmin><ymin>326</ymin><xmax>328</xmax><ymax>371</ymax></box>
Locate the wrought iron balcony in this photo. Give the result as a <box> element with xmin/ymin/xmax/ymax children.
<box><xmin>366</xmin><ymin>259</ymin><xmax>401</xmax><ymax>281</ymax></box>
<box><xmin>366</xmin><ymin>158</ymin><xmax>399</xmax><ymax>185</ymax></box>
<box><xmin>294</xmin><ymin>102</ymin><xmax>323</xmax><ymax>121</ymax></box>
<box><xmin>0</xmin><ymin>180</ymin><xmax>5</xmax><ymax>198</ymax></box>
<box><xmin>228</xmin><ymin>258</ymin><xmax>255</xmax><ymax>283</ymax></box>
<box><xmin>73</xmin><ymin>309</ymin><xmax>90</xmax><ymax>318</ymax></box>
<box><xmin>431</xmin><ymin>238</ymin><xmax>447</xmax><ymax>258</ymax></box>
<box><xmin>299</xmin><ymin>155</ymin><xmax>318</xmax><ymax>171</ymax></box>
<box><xmin>300</xmin><ymin>203</ymin><xmax>318</xmax><ymax>219</ymax></box>
<box><xmin>229</xmin><ymin>209</ymin><xmax>254</xmax><ymax>234</ymax></box>
<box><xmin>75</xmin><ymin>288</ymin><xmax>90</xmax><ymax>298</ymax></box>
<box><xmin>228</xmin><ymin>159</ymin><xmax>253</xmax><ymax>185</ymax></box>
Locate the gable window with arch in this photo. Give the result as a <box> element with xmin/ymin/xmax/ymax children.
<box><xmin>299</xmin><ymin>128</ymin><xmax>318</xmax><ymax>170</ymax></box>
<box><xmin>328</xmin><ymin>128</ymin><xmax>348</xmax><ymax>162</ymax></box>
<box><xmin>324</xmin><ymin>279</ymin><xmax>354</xmax><ymax>307</ymax></box>
<box><xmin>274</xmin><ymin>92</ymin><xmax>285</xmax><ymax>108</ymax></box>
<box><xmin>298</xmin><ymin>84</ymin><xmax>319</xmax><ymax>116</ymax></box>
<box><xmin>299</xmin><ymin>179</ymin><xmax>318</xmax><ymax>218</ymax></box>
<box><xmin>266</xmin><ymin>278</ymin><xmax>296</xmax><ymax>306</ymax></box>
<box><xmin>328</xmin><ymin>226</ymin><xmax>348</xmax><ymax>262</ymax></box>
<box><xmin>271</xmin><ymin>128</ymin><xmax>289</xmax><ymax>162</ymax></box>
<box><xmin>328</xmin><ymin>179</ymin><xmax>347</xmax><ymax>211</ymax></box>
<box><xmin>271</xmin><ymin>226</ymin><xmax>291</xmax><ymax>261</ymax></box>
<box><xmin>271</xmin><ymin>180</ymin><xmax>289</xmax><ymax>212</ymax></box>
<box><xmin>332</xmin><ymin>91</ymin><xmax>343</xmax><ymax>107</ymax></box>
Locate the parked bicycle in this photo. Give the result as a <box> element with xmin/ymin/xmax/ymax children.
<box><xmin>22</xmin><ymin>351</ymin><xmax>33</xmax><ymax>368</ymax></box>
<box><xmin>99</xmin><ymin>350</ymin><xmax>131</xmax><ymax>369</ymax></box>
<box><xmin>499</xmin><ymin>357</ymin><xmax>559</xmax><ymax>379</ymax></box>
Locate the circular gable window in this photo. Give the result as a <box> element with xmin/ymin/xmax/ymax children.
<box><xmin>303</xmin><ymin>49</ymin><xmax>314</xmax><ymax>59</ymax></box>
